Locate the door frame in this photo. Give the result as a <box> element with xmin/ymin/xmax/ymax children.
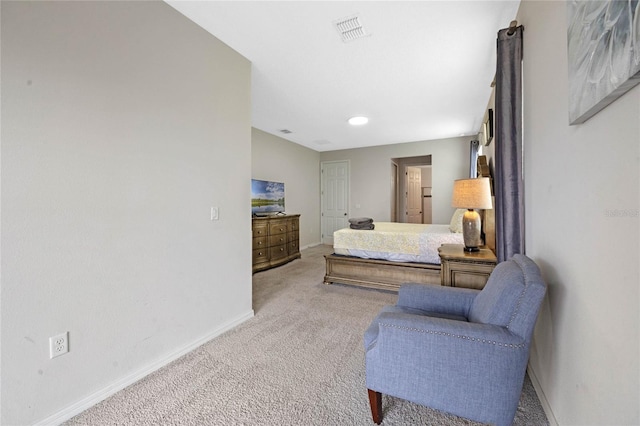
<box><xmin>392</xmin><ymin>155</ymin><xmax>432</xmax><ymax>223</ymax></box>
<box><xmin>390</xmin><ymin>161</ymin><xmax>398</xmax><ymax>222</ymax></box>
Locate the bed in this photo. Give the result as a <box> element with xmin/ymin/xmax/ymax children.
<box><xmin>333</xmin><ymin>222</ymin><xmax>463</xmax><ymax>264</ymax></box>
<box><xmin>324</xmin><ymin>209</ymin><xmax>495</xmax><ymax>292</ymax></box>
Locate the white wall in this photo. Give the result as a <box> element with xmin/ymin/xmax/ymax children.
<box><xmin>1</xmin><ymin>2</ymin><xmax>253</xmax><ymax>424</ymax></box>
<box><xmin>518</xmin><ymin>1</ymin><xmax>639</xmax><ymax>424</ymax></box>
<box><xmin>421</xmin><ymin>166</ymin><xmax>433</xmax><ymax>188</ymax></box>
<box><xmin>320</xmin><ymin>137</ymin><xmax>469</xmax><ymax>224</ymax></box>
<box><xmin>251</xmin><ymin>129</ymin><xmax>321</xmax><ymax>248</ymax></box>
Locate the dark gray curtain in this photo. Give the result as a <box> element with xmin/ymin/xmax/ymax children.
<box><xmin>494</xmin><ymin>26</ymin><xmax>524</xmax><ymax>262</ymax></box>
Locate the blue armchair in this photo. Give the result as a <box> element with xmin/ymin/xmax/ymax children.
<box><xmin>364</xmin><ymin>254</ymin><xmax>546</xmax><ymax>426</ymax></box>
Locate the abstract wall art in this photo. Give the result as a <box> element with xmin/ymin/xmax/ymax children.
<box><xmin>567</xmin><ymin>0</ymin><xmax>640</xmax><ymax>124</ymax></box>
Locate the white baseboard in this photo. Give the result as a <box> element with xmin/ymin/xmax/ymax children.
<box><xmin>35</xmin><ymin>309</ymin><xmax>255</xmax><ymax>426</ymax></box>
<box><xmin>527</xmin><ymin>364</ymin><xmax>558</xmax><ymax>426</ymax></box>
<box><xmin>300</xmin><ymin>241</ymin><xmax>323</xmax><ymax>250</ymax></box>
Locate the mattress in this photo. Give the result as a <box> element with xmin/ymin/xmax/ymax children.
<box><xmin>333</xmin><ymin>222</ymin><xmax>464</xmax><ymax>264</ymax></box>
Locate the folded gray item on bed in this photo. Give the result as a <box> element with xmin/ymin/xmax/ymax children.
<box><xmin>348</xmin><ymin>217</ymin><xmax>373</xmax><ymax>225</ymax></box>
<box><xmin>350</xmin><ymin>223</ymin><xmax>375</xmax><ymax>230</ymax></box>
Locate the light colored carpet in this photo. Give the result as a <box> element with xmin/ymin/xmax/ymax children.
<box><xmin>67</xmin><ymin>245</ymin><xmax>549</xmax><ymax>425</ymax></box>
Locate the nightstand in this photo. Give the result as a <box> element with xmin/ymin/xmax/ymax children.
<box><xmin>438</xmin><ymin>244</ymin><xmax>497</xmax><ymax>290</ymax></box>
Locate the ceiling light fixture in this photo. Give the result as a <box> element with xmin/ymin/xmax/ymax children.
<box><xmin>348</xmin><ymin>116</ymin><xmax>369</xmax><ymax>126</ymax></box>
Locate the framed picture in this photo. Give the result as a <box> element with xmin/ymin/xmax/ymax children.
<box><xmin>567</xmin><ymin>1</ymin><xmax>640</xmax><ymax>125</ymax></box>
<box><xmin>480</xmin><ymin>108</ymin><xmax>494</xmax><ymax>146</ymax></box>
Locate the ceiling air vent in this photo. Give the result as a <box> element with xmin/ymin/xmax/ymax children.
<box><xmin>334</xmin><ymin>14</ymin><xmax>370</xmax><ymax>43</ymax></box>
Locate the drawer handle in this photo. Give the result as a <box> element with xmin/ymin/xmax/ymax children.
<box><xmin>280</xmin><ymin>247</ymin><xmax>284</xmax><ymax>252</ymax></box>
<box><xmin>258</xmin><ymin>241</ymin><xmax>262</xmax><ymax>245</ymax></box>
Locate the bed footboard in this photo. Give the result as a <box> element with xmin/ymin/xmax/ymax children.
<box><xmin>324</xmin><ymin>254</ymin><xmax>441</xmax><ymax>292</ymax></box>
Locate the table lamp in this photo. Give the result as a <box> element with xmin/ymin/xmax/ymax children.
<box><xmin>451</xmin><ymin>178</ymin><xmax>493</xmax><ymax>252</ymax></box>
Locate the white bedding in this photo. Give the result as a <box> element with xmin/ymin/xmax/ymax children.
<box><xmin>333</xmin><ymin>222</ymin><xmax>464</xmax><ymax>264</ymax></box>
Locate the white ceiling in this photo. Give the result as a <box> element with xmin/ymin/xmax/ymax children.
<box><xmin>167</xmin><ymin>1</ymin><xmax>521</xmax><ymax>152</ymax></box>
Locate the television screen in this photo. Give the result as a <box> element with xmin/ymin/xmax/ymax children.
<box><xmin>251</xmin><ymin>179</ymin><xmax>285</xmax><ymax>215</ymax></box>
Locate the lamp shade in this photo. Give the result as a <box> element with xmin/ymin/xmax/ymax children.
<box><xmin>451</xmin><ymin>178</ymin><xmax>492</xmax><ymax>209</ymax></box>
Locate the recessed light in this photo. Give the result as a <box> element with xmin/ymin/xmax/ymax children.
<box><xmin>348</xmin><ymin>116</ymin><xmax>369</xmax><ymax>126</ymax></box>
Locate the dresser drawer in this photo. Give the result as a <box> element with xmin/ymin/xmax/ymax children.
<box><xmin>288</xmin><ymin>219</ymin><xmax>299</xmax><ymax>232</ymax></box>
<box><xmin>253</xmin><ymin>236</ymin><xmax>267</xmax><ymax>250</ymax></box>
<box><xmin>253</xmin><ymin>248</ymin><xmax>268</xmax><ymax>264</ymax></box>
<box><xmin>252</xmin><ymin>223</ymin><xmax>268</xmax><ymax>238</ymax></box>
<box><xmin>269</xmin><ymin>221</ymin><xmax>288</xmax><ymax>236</ymax></box>
<box><xmin>269</xmin><ymin>234</ymin><xmax>287</xmax><ymax>246</ymax></box>
<box><xmin>288</xmin><ymin>240</ymin><xmax>299</xmax><ymax>254</ymax></box>
<box><xmin>270</xmin><ymin>244</ymin><xmax>288</xmax><ymax>260</ymax></box>
<box><xmin>288</xmin><ymin>230</ymin><xmax>299</xmax><ymax>243</ymax></box>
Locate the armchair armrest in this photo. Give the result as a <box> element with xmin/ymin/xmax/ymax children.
<box><xmin>375</xmin><ymin>310</ymin><xmax>524</xmax><ymax>348</ymax></box>
<box><xmin>397</xmin><ymin>283</ymin><xmax>479</xmax><ymax>318</ymax></box>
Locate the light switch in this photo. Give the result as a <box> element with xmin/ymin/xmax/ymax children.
<box><xmin>211</xmin><ymin>207</ymin><xmax>219</xmax><ymax>221</ymax></box>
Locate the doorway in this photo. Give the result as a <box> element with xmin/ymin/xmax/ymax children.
<box><xmin>391</xmin><ymin>155</ymin><xmax>432</xmax><ymax>224</ymax></box>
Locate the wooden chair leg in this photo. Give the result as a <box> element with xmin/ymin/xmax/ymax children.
<box><xmin>368</xmin><ymin>388</ymin><xmax>382</xmax><ymax>424</ymax></box>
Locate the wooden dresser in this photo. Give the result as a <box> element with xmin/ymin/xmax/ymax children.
<box><xmin>252</xmin><ymin>214</ymin><xmax>301</xmax><ymax>273</ymax></box>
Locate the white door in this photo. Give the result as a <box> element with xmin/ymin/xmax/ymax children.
<box><xmin>321</xmin><ymin>161</ymin><xmax>349</xmax><ymax>245</ymax></box>
<box><xmin>406</xmin><ymin>166</ymin><xmax>422</xmax><ymax>223</ymax></box>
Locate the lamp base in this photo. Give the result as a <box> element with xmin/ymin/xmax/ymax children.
<box><xmin>462</xmin><ymin>209</ymin><xmax>482</xmax><ymax>252</ymax></box>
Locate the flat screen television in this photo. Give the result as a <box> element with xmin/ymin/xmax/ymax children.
<box><xmin>251</xmin><ymin>179</ymin><xmax>285</xmax><ymax>216</ymax></box>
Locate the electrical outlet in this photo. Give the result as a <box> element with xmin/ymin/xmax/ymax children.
<box><xmin>49</xmin><ymin>332</ymin><xmax>69</xmax><ymax>359</ymax></box>
<box><xmin>211</xmin><ymin>207</ymin><xmax>219</xmax><ymax>221</ymax></box>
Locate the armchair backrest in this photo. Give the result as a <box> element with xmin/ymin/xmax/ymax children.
<box><xmin>468</xmin><ymin>254</ymin><xmax>547</xmax><ymax>340</ymax></box>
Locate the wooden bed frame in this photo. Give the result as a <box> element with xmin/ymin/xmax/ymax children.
<box><xmin>324</xmin><ymin>202</ymin><xmax>495</xmax><ymax>292</ymax></box>
<box><xmin>324</xmin><ymin>254</ymin><xmax>441</xmax><ymax>291</ymax></box>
